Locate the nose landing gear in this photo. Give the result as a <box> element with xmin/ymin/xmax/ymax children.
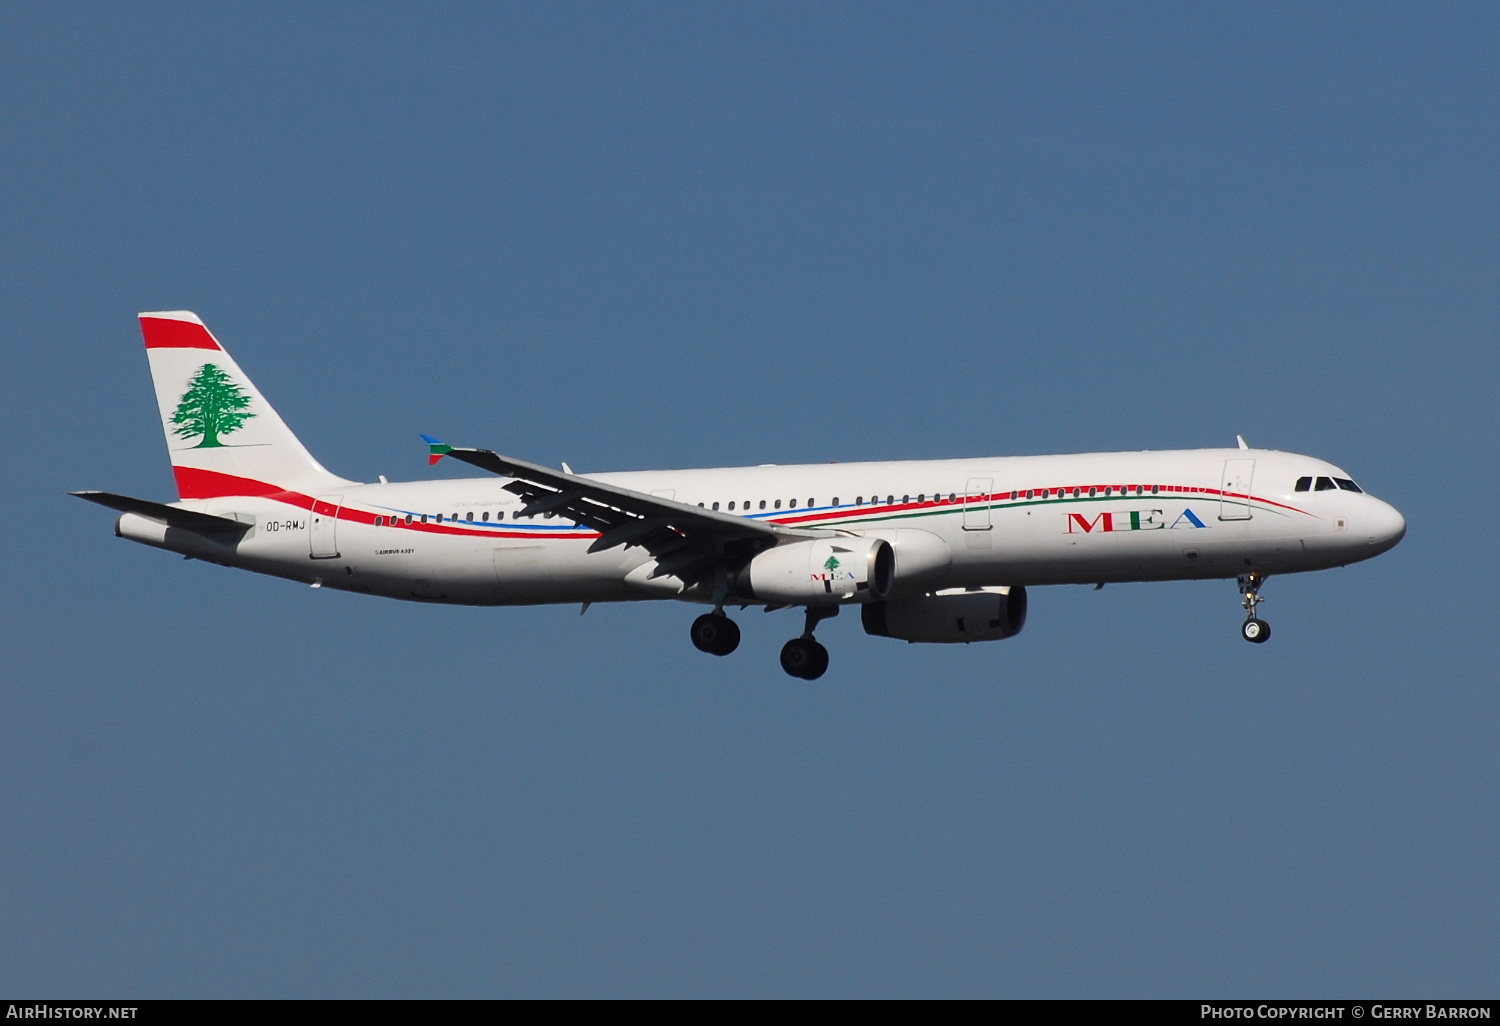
<box><xmin>1238</xmin><ymin>573</ymin><xmax>1270</xmax><ymax>643</ymax></box>
<box><xmin>781</xmin><ymin>606</ymin><xmax>837</xmax><ymax>680</ymax></box>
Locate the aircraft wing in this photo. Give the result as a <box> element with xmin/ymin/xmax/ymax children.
<box><xmin>431</xmin><ymin>442</ymin><xmax>820</xmax><ymax>586</ymax></box>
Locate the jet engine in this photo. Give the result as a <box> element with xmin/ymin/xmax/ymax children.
<box><xmin>740</xmin><ymin>537</ymin><xmax>894</xmax><ymax>605</ymax></box>
<box><xmin>861</xmin><ymin>586</ymin><xmax>1028</xmax><ymax>643</ymax></box>
<box><xmin>854</xmin><ymin>528</ymin><xmax>952</xmax><ymax>592</ymax></box>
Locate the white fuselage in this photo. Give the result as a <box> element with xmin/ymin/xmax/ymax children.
<box><xmin>118</xmin><ymin>447</ymin><xmax>1407</xmax><ymax>607</ymax></box>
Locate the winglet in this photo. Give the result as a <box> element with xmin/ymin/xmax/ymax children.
<box><xmin>422</xmin><ymin>434</ymin><xmax>453</xmax><ymax>465</ymax></box>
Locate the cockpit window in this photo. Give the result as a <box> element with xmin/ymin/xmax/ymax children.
<box><xmin>1315</xmin><ymin>477</ymin><xmax>1337</xmax><ymax>491</ymax></box>
<box><xmin>1334</xmin><ymin>478</ymin><xmax>1363</xmax><ymax>493</ymax></box>
<box><xmin>1295</xmin><ymin>476</ymin><xmax>1312</xmax><ymax>492</ymax></box>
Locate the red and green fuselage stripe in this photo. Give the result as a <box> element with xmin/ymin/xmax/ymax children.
<box><xmin>172</xmin><ymin>466</ymin><xmax>1315</xmax><ymax>542</ymax></box>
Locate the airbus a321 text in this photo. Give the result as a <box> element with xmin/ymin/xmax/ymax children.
<box><xmin>75</xmin><ymin>312</ymin><xmax>1407</xmax><ymax>679</ymax></box>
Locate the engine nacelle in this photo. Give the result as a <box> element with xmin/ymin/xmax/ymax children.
<box><xmin>854</xmin><ymin>528</ymin><xmax>952</xmax><ymax>592</ymax></box>
<box><xmin>861</xmin><ymin>586</ymin><xmax>1028</xmax><ymax>643</ymax></box>
<box><xmin>740</xmin><ymin>537</ymin><xmax>894</xmax><ymax>605</ymax></box>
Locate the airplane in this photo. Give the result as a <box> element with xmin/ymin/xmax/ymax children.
<box><xmin>74</xmin><ymin>311</ymin><xmax>1407</xmax><ymax>679</ymax></box>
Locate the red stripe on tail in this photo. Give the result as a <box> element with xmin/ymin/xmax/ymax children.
<box><xmin>173</xmin><ymin>466</ymin><xmax>309</xmax><ymax>504</ymax></box>
<box><xmin>141</xmin><ymin>318</ymin><xmax>222</xmax><ymax>350</ymax></box>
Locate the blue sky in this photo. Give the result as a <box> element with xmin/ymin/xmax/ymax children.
<box><xmin>2</xmin><ymin>2</ymin><xmax>1496</xmax><ymax>997</ymax></box>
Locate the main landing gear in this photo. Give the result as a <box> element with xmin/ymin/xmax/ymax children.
<box><xmin>1238</xmin><ymin>573</ymin><xmax>1270</xmax><ymax>644</ymax></box>
<box><xmin>690</xmin><ymin>611</ymin><xmax>741</xmax><ymax>656</ymax></box>
<box><xmin>780</xmin><ymin>606</ymin><xmax>837</xmax><ymax>681</ymax></box>
<box><xmin>688</xmin><ymin>605</ymin><xmax>837</xmax><ymax>679</ymax></box>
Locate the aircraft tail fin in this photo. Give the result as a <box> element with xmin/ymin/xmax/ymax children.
<box><xmin>140</xmin><ymin>311</ymin><xmax>354</xmax><ymax>499</ymax></box>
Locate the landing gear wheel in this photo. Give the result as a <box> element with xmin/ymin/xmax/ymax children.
<box><xmin>780</xmin><ymin>638</ymin><xmax>830</xmax><ymax>680</ymax></box>
<box><xmin>1236</xmin><ymin>574</ymin><xmax>1271</xmax><ymax>644</ymax></box>
<box><xmin>691</xmin><ymin>613</ymin><xmax>741</xmax><ymax>656</ymax></box>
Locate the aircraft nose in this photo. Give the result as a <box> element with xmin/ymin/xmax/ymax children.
<box><xmin>1366</xmin><ymin>499</ymin><xmax>1407</xmax><ymax>553</ymax></box>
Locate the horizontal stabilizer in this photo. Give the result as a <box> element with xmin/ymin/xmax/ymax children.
<box><xmin>70</xmin><ymin>491</ymin><xmax>249</xmax><ymax>533</ymax></box>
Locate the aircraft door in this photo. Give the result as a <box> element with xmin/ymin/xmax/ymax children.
<box><xmin>963</xmin><ymin>477</ymin><xmax>993</xmax><ymax>531</ymax></box>
<box><xmin>310</xmin><ymin>494</ymin><xmax>343</xmax><ymax>558</ymax></box>
<box><xmin>1218</xmin><ymin>460</ymin><xmax>1255</xmax><ymax>521</ymax></box>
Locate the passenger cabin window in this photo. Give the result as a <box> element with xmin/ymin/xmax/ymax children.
<box><xmin>1315</xmin><ymin>477</ymin><xmax>1337</xmax><ymax>491</ymax></box>
<box><xmin>1335</xmin><ymin>478</ymin><xmax>1363</xmax><ymax>493</ymax></box>
<box><xmin>832</xmin><ymin>497</ymin><xmax>839</xmax><ymax>506</ymax></box>
<box><xmin>712</xmin><ymin>502</ymin><xmax>720</xmax><ymax>510</ymax></box>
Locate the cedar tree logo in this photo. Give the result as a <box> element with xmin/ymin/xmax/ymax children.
<box><xmin>171</xmin><ymin>363</ymin><xmax>256</xmax><ymax>447</ymax></box>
